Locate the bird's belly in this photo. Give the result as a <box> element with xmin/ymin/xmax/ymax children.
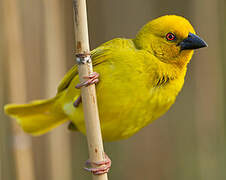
<box><xmin>66</xmin><ymin>83</ymin><xmax>176</xmax><ymax>142</ymax></box>
<box><xmin>98</xmin><ymin>89</ymin><xmax>175</xmax><ymax>141</ymax></box>
<box><xmin>63</xmin><ymin>63</ymin><xmax>180</xmax><ymax>142</ymax></box>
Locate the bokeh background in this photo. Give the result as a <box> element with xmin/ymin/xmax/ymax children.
<box><xmin>0</xmin><ymin>0</ymin><xmax>225</xmax><ymax>180</ymax></box>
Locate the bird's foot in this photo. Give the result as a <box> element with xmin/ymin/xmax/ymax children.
<box><xmin>84</xmin><ymin>153</ymin><xmax>111</xmax><ymax>175</ymax></box>
<box><xmin>73</xmin><ymin>95</ymin><xmax>82</xmax><ymax>107</ymax></box>
<box><xmin>75</xmin><ymin>72</ymin><xmax>99</xmax><ymax>89</ymax></box>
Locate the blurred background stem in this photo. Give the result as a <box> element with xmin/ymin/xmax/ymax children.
<box><xmin>43</xmin><ymin>1</ymin><xmax>72</xmax><ymax>180</ymax></box>
<box><xmin>2</xmin><ymin>0</ymin><xmax>35</xmax><ymax>180</ymax></box>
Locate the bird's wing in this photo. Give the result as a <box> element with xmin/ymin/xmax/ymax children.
<box><xmin>57</xmin><ymin>64</ymin><xmax>78</xmax><ymax>93</ymax></box>
<box><xmin>57</xmin><ymin>38</ymin><xmax>124</xmax><ymax>93</ymax></box>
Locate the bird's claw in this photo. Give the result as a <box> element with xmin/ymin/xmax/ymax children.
<box><xmin>75</xmin><ymin>72</ymin><xmax>99</xmax><ymax>89</ymax></box>
<box><xmin>84</xmin><ymin>153</ymin><xmax>111</xmax><ymax>175</ymax></box>
<box><xmin>73</xmin><ymin>95</ymin><xmax>82</xmax><ymax>107</ymax></box>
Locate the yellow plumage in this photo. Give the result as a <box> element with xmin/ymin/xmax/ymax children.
<box><xmin>4</xmin><ymin>15</ymin><xmax>207</xmax><ymax>141</ymax></box>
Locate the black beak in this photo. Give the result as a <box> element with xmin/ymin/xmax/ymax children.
<box><xmin>179</xmin><ymin>32</ymin><xmax>208</xmax><ymax>50</ymax></box>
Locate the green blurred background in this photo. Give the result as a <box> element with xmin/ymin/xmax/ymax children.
<box><xmin>0</xmin><ymin>0</ymin><xmax>225</xmax><ymax>180</ymax></box>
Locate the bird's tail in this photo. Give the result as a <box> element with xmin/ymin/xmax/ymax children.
<box><xmin>4</xmin><ymin>94</ymin><xmax>68</xmax><ymax>136</ymax></box>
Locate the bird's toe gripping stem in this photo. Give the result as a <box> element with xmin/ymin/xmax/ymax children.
<box><xmin>73</xmin><ymin>72</ymin><xmax>99</xmax><ymax>107</ymax></box>
<box><xmin>75</xmin><ymin>72</ymin><xmax>99</xmax><ymax>89</ymax></box>
<box><xmin>84</xmin><ymin>153</ymin><xmax>111</xmax><ymax>175</ymax></box>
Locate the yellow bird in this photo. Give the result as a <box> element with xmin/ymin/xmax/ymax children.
<box><xmin>4</xmin><ymin>15</ymin><xmax>207</xmax><ymax>142</ymax></box>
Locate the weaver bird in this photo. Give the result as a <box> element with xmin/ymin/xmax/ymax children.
<box><xmin>4</xmin><ymin>15</ymin><xmax>207</xmax><ymax>174</ymax></box>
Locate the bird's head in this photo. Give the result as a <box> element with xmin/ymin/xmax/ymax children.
<box><xmin>134</xmin><ymin>15</ymin><xmax>207</xmax><ymax>67</ymax></box>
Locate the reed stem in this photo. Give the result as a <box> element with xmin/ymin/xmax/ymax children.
<box><xmin>72</xmin><ymin>1</ymin><xmax>108</xmax><ymax>179</ymax></box>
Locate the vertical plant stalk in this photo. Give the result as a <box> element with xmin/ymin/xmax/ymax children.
<box><xmin>193</xmin><ymin>0</ymin><xmax>223</xmax><ymax>179</ymax></box>
<box><xmin>43</xmin><ymin>1</ymin><xmax>72</xmax><ymax>180</ymax></box>
<box><xmin>2</xmin><ymin>0</ymin><xmax>35</xmax><ymax>180</ymax></box>
<box><xmin>72</xmin><ymin>0</ymin><xmax>108</xmax><ymax>180</ymax></box>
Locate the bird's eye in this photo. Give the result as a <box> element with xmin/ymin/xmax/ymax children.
<box><xmin>166</xmin><ymin>33</ymin><xmax>176</xmax><ymax>41</ymax></box>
